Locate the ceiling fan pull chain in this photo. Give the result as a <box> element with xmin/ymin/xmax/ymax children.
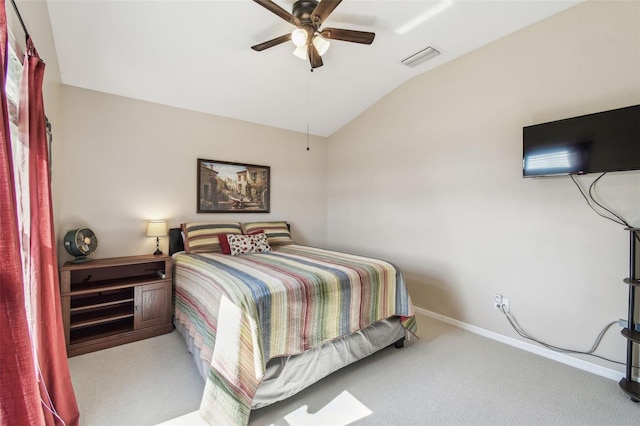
<box><xmin>306</xmin><ymin>70</ymin><xmax>310</xmax><ymax>151</ymax></box>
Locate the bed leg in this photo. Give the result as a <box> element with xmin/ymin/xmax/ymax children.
<box><xmin>394</xmin><ymin>337</ymin><xmax>405</xmax><ymax>348</ymax></box>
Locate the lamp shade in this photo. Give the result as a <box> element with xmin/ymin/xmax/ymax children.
<box><xmin>293</xmin><ymin>45</ymin><xmax>307</xmax><ymax>60</ymax></box>
<box><xmin>146</xmin><ymin>220</ymin><xmax>167</xmax><ymax>237</ymax></box>
<box><xmin>312</xmin><ymin>34</ymin><xmax>330</xmax><ymax>56</ymax></box>
<box><xmin>291</xmin><ymin>28</ymin><xmax>308</xmax><ymax>47</ymax></box>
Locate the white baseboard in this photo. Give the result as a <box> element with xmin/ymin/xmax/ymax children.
<box><xmin>413</xmin><ymin>306</ymin><xmax>624</xmax><ymax>382</ymax></box>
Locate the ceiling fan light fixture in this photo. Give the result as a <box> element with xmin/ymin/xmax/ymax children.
<box><xmin>291</xmin><ymin>28</ymin><xmax>308</xmax><ymax>47</ymax></box>
<box><xmin>251</xmin><ymin>0</ymin><xmax>375</xmax><ymax>69</ymax></box>
<box><xmin>293</xmin><ymin>45</ymin><xmax>308</xmax><ymax>60</ymax></box>
<box><xmin>312</xmin><ymin>34</ymin><xmax>330</xmax><ymax>56</ymax></box>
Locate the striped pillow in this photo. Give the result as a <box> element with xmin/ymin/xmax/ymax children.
<box><xmin>241</xmin><ymin>221</ymin><xmax>293</xmax><ymax>246</ymax></box>
<box><xmin>181</xmin><ymin>222</ymin><xmax>242</xmax><ymax>253</ymax></box>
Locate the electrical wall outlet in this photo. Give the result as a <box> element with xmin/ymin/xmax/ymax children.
<box><xmin>494</xmin><ymin>294</ymin><xmax>503</xmax><ymax>309</ymax></box>
<box><xmin>501</xmin><ymin>297</ymin><xmax>510</xmax><ymax>313</ymax></box>
<box><xmin>493</xmin><ymin>293</ymin><xmax>510</xmax><ymax>313</ymax></box>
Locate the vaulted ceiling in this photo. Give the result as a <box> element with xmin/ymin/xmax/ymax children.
<box><xmin>46</xmin><ymin>0</ymin><xmax>583</xmax><ymax>137</ymax></box>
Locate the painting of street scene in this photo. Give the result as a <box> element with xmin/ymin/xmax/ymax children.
<box><xmin>197</xmin><ymin>159</ymin><xmax>270</xmax><ymax>213</ymax></box>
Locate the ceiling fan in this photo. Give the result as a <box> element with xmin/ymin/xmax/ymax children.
<box><xmin>251</xmin><ymin>0</ymin><xmax>375</xmax><ymax>69</ymax></box>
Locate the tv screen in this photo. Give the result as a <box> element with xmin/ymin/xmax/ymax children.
<box><xmin>523</xmin><ymin>105</ymin><xmax>640</xmax><ymax>177</ymax></box>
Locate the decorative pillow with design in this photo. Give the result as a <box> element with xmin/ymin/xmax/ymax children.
<box><xmin>227</xmin><ymin>233</ymin><xmax>272</xmax><ymax>256</ymax></box>
<box><xmin>181</xmin><ymin>222</ymin><xmax>242</xmax><ymax>254</ymax></box>
<box><xmin>218</xmin><ymin>230</ymin><xmax>264</xmax><ymax>255</ymax></box>
<box><xmin>241</xmin><ymin>221</ymin><xmax>293</xmax><ymax>246</ymax></box>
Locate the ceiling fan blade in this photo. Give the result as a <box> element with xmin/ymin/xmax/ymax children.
<box><xmin>311</xmin><ymin>0</ymin><xmax>342</xmax><ymax>26</ymax></box>
<box><xmin>320</xmin><ymin>27</ymin><xmax>375</xmax><ymax>45</ymax></box>
<box><xmin>308</xmin><ymin>43</ymin><xmax>323</xmax><ymax>69</ymax></box>
<box><xmin>251</xmin><ymin>34</ymin><xmax>292</xmax><ymax>51</ymax></box>
<box><xmin>253</xmin><ymin>0</ymin><xmax>300</xmax><ymax>26</ymax></box>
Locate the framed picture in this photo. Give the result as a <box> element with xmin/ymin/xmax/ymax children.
<box><xmin>197</xmin><ymin>158</ymin><xmax>270</xmax><ymax>213</ymax></box>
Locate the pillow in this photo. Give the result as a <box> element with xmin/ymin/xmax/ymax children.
<box><xmin>219</xmin><ymin>229</ymin><xmax>264</xmax><ymax>255</ymax></box>
<box><xmin>227</xmin><ymin>233</ymin><xmax>272</xmax><ymax>256</ymax></box>
<box><xmin>241</xmin><ymin>221</ymin><xmax>293</xmax><ymax>246</ymax></box>
<box><xmin>181</xmin><ymin>222</ymin><xmax>242</xmax><ymax>254</ymax></box>
<box><xmin>218</xmin><ymin>233</ymin><xmax>231</xmax><ymax>255</ymax></box>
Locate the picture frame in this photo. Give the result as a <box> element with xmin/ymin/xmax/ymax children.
<box><xmin>197</xmin><ymin>158</ymin><xmax>270</xmax><ymax>213</ymax></box>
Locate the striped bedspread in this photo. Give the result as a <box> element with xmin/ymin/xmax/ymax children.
<box><xmin>173</xmin><ymin>244</ymin><xmax>416</xmax><ymax>425</ymax></box>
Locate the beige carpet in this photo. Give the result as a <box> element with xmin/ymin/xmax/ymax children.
<box><xmin>68</xmin><ymin>314</ymin><xmax>640</xmax><ymax>425</ymax></box>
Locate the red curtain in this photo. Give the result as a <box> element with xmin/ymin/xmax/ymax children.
<box><xmin>20</xmin><ymin>37</ymin><xmax>80</xmax><ymax>426</ymax></box>
<box><xmin>1</xmin><ymin>1</ymin><xmax>79</xmax><ymax>424</ymax></box>
<box><xmin>0</xmin><ymin>3</ymin><xmax>44</xmax><ymax>424</ymax></box>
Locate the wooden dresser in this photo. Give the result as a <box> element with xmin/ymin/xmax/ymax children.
<box><xmin>60</xmin><ymin>254</ymin><xmax>173</xmax><ymax>357</ymax></box>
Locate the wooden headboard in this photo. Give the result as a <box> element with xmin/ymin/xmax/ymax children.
<box><xmin>168</xmin><ymin>227</ymin><xmax>184</xmax><ymax>256</ymax></box>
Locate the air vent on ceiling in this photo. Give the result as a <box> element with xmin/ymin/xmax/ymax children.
<box><xmin>402</xmin><ymin>46</ymin><xmax>441</xmax><ymax>67</ymax></box>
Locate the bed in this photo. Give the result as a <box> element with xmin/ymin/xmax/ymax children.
<box><xmin>169</xmin><ymin>221</ymin><xmax>416</xmax><ymax>425</ymax></box>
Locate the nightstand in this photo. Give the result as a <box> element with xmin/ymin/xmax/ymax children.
<box><xmin>60</xmin><ymin>254</ymin><xmax>173</xmax><ymax>357</ymax></box>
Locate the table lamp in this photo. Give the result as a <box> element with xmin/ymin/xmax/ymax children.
<box><xmin>147</xmin><ymin>220</ymin><xmax>167</xmax><ymax>256</ymax></box>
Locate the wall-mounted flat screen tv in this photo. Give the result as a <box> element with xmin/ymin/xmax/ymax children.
<box><xmin>523</xmin><ymin>105</ymin><xmax>639</xmax><ymax>177</ymax></box>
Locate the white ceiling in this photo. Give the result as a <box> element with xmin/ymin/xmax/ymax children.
<box><xmin>46</xmin><ymin>0</ymin><xmax>583</xmax><ymax>137</ymax></box>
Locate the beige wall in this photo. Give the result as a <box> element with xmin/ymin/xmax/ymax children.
<box><xmin>327</xmin><ymin>0</ymin><xmax>640</xmax><ymax>373</ymax></box>
<box><xmin>57</xmin><ymin>87</ymin><xmax>328</xmax><ymax>259</ymax></box>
